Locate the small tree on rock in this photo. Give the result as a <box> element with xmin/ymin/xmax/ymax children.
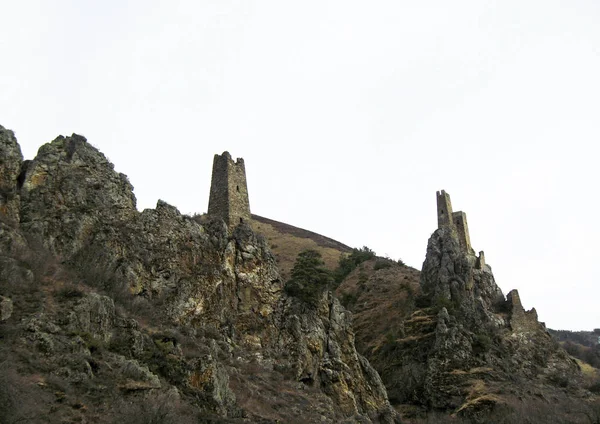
<box><xmin>285</xmin><ymin>250</ymin><xmax>333</xmax><ymax>306</ymax></box>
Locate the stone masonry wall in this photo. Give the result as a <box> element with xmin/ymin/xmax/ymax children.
<box><xmin>436</xmin><ymin>190</ymin><xmax>453</xmax><ymax>228</ymax></box>
<box><xmin>507</xmin><ymin>289</ymin><xmax>540</xmax><ymax>332</ymax></box>
<box><xmin>436</xmin><ymin>190</ymin><xmax>473</xmax><ymax>254</ymax></box>
<box><xmin>452</xmin><ymin>211</ymin><xmax>472</xmax><ymax>253</ymax></box>
<box><xmin>207</xmin><ymin>152</ymin><xmax>251</xmax><ymax>226</ymax></box>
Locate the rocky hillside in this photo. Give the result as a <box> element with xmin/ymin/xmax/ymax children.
<box><xmin>1</xmin><ymin>124</ymin><xmax>598</xmax><ymax>423</ymax></box>
<box><xmin>245</xmin><ymin>213</ymin><xmax>600</xmax><ymax>421</ymax></box>
<box><xmin>336</xmin><ymin>226</ymin><xmax>599</xmax><ymax>422</ymax></box>
<box><xmin>0</xmin><ymin>126</ymin><xmax>399</xmax><ymax>423</ymax></box>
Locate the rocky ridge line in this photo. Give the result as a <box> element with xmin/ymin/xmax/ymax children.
<box><xmin>0</xmin><ymin>126</ymin><xmax>399</xmax><ymax>423</ymax></box>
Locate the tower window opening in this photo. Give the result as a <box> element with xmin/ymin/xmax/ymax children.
<box><xmin>236</xmin><ymin>185</ymin><xmax>240</xmax><ymax>192</ymax></box>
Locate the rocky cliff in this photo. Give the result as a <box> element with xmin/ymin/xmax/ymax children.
<box><xmin>417</xmin><ymin>226</ymin><xmax>582</xmax><ymax>412</ymax></box>
<box><xmin>0</xmin><ymin>126</ymin><xmax>398</xmax><ymax>423</ymax></box>
<box><xmin>336</xmin><ymin>223</ymin><xmax>593</xmax><ymax>422</ymax></box>
<box><xmin>1</xmin><ymin>124</ymin><xmax>596</xmax><ymax>423</ymax></box>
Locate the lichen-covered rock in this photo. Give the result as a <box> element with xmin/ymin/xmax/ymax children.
<box><xmin>421</xmin><ymin>226</ymin><xmax>504</xmax><ymax>328</ymax></box>
<box><xmin>19</xmin><ymin>133</ymin><xmax>136</xmax><ymax>255</ymax></box>
<box><xmin>0</xmin><ymin>125</ymin><xmax>23</xmax><ymax>223</ymax></box>
<box><xmin>278</xmin><ymin>291</ymin><xmax>400</xmax><ymax>423</ymax></box>
<box><xmin>0</xmin><ymin>128</ymin><xmax>400</xmax><ymax>422</ymax></box>
<box><xmin>118</xmin><ymin>358</ymin><xmax>161</xmax><ymax>390</ymax></box>
<box><xmin>409</xmin><ymin>226</ymin><xmax>582</xmax><ymax>412</ymax></box>
<box><xmin>0</xmin><ymin>295</ymin><xmax>13</xmax><ymax>321</ymax></box>
<box><xmin>66</xmin><ymin>293</ymin><xmax>116</xmax><ymax>342</ymax></box>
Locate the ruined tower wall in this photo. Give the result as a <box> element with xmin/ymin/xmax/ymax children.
<box><xmin>207</xmin><ymin>152</ymin><xmax>251</xmax><ymax>226</ymax></box>
<box><xmin>507</xmin><ymin>289</ymin><xmax>540</xmax><ymax>332</ymax></box>
<box><xmin>452</xmin><ymin>211</ymin><xmax>472</xmax><ymax>253</ymax></box>
<box><xmin>436</xmin><ymin>190</ymin><xmax>474</xmax><ymax>254</ymax></box>
<box><xmin>476</xmin><ymin>251</ymin><xmax>486</xmax><ymax>269</ymax></box>
<box><xmin>227</xmin><ymin>156</ymin><xmax>250</xmax><ymax>224</ymax></box>
<box><xmin>436</xmin><ymin>190</ymin><xmax>453</xmax><ymax>228</ymax></box>
<box><xmin>207</xmin><ymin>154</ymin><xmax>230</xmax><ymax>221</ymax></box>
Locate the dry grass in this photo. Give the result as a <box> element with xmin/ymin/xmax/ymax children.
<box><xmin>577</xmin><ymin>358</ymin><xmax>599</xmax><ymax>378</ymax></box>
<box><xmin>229</xmin><ymin>358</ymin><xmax>338</xmax><ymax>423</ymax></box>
<box><xmin>335</xmin><ymin>259</ymin><xmax>421</xmax><ymax>355</ymax></box>
<box><xmin>250</xmin><ymin>215</ymin><xmax>351</xmax><ymax>280</ymax></box>
<box><xmin>449</xmin><ymin>367</ymin><xmax>494</xmax><ymax>376</ymax></box>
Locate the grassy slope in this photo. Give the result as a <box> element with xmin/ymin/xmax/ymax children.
<box><xmin>250</xmin><ymin>214</ymin><xmax>352</xmax><ymax>281</ymax></box>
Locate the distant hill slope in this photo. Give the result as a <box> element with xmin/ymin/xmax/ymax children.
<box><xmin>250</xmin><ymin>214</ymin><xmax>352</xmax><ymax>280</ymax></box>
<box><xmin>549</xmin><ymin>329</ymin><xmax>600</xmax><ymax>369</ymax></box>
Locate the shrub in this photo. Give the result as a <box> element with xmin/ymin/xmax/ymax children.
<box><xmin>339</xmin><ymin>292</ymin><xmax>358</xmax><ymax>309</ymax></box>
<box><xmin>56</xmin><ymin>284</ymin><xmax>85</xmax><ymax>300</ymax></box>
<box><xmin>373</xmin><ymin>259</ymin><xmax>393</xmax><ymax>270</ymax></box>
<box><xmin>112</xmin><ymin>391</ymin><xmax>196</xmax><ymax>424</ymax></box>
<box><xmin>71</xmin><ymin>331</ymin><xmax>105</xmax><ymax>353</ymax></box>
<box><xmin>284</xmin><ymin>250</ymin><xmax>333</xmax><ymax>307</ymax></box>
<box><xmin>0</xmin><ymin>363</ymin><xmax>51</xmax><ymax>423</ymax></box>
<box><xmin>414</xmin><ymin>294</ymin><xmax>431</xmax><ymax>308</ymax></box>
<box><xmin>333</xmin><ymin>246</ymin><xmax>376</xmax><ymax>284</ymax></box>
<box><xmin>390</xmin><ymin>362</ymin><xmax>427</xmax><ymax>404</ymax></box>
<box><xmin>472</xmin><ymin>333</ymin><xmax>492</xmax><ymax>355</ymax></box>
<box><xmin>433</xmin><ymin>295</ymin><xmax>457</xmax><ymax>315</ymax></box>
<box><xmin>588</xmin><ymin>378</ymin><xmax>600</xmax><ymax>394</ymax></box>
<box><xmin>547</xmin><ymin>370</ymin><xmax>570</xmax><ymax>388</ymax></box>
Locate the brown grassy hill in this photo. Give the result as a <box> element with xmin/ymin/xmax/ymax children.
<box><xmin>250</xmin><ymin>214</ymin><xmax>352</xmax><ymax>280</ymax></box>
<box><xmin>334</xmin><ymin>259</ymin><xmax>421</xmax><ymax>354</ymax></box>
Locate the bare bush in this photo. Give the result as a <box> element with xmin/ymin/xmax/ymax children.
<box><xmin>110</xmin><ymin>391</ymin><xmax>197</xmax><ymax>424</ymax></box>
<box><xmin>0</xmin><ymin>362</ymin><xmax>52</xmax><ymax>424</ymax></box>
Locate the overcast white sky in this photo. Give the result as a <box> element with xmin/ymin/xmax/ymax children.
<box><xmin>1</xmin><ymin>1</ymin><xmax>599</xmax><ymax>330</ymax></box>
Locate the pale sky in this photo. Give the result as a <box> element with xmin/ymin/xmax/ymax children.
<box><xmin>2</xmin><ymin>1</ymin><xmax>599</xmax><ymax>331</ymax></box>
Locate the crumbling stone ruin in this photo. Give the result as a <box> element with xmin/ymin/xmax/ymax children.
<box><xmin>207</xmin><ymin>151</ymin><xmax>251</xmax><ymax>226</ymax></box>
<box><xmin>436</xmin><ymin>190</ymin><xmax>485</xmax><ymax>269</ymax></box>
<box><xmin>507</xmin><ymin>288</ymin><xmax>541</xmax><ymax>332</ymax></box>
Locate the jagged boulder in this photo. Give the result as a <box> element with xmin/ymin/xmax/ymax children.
<box><xmin>421</xmin><ymin>226</ymin><xmax>504</xmax><ymax>328</ymax></box>
<box><xmin>0</xmin><ymin>295</ymin><xmax>13</xmax><ymax>321</ymax></box>
<box><xmin>19</xmin><ymin>133</ymin><xmax>136</xmax><ymax>256</ymax></box>
<box><xmin>66</xmin><ymin>293</ymin><xmax>116</xmax><ymax>342</ymax></box>
<box><xmin>278</xmin><ymin>291</ymin><xmax>400</xmax><ymax>423</ymax></box>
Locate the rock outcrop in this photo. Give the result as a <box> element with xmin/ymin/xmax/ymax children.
<box><xmin>413</xmin><ymin>225</ymin><xmax>582</xmax><ymax>414</ymax></box>
<box><xmin>0</xmin><ymin>125</ymin><xmax>23</xmax><ymax>224</ymax></box>
<box><xmin>19</xmin><ymin>134</ymin><xmax>137</xmax><ymax>256</ymax></box>
<box><xmin>278</xmin><ymin>291</ymin><xmax>396</xmax><ymax>422</ymax></box>
<box><xmin>335</xmin><ymin>222</ymin><xmax>588</xmax><ymax>421</ymax></box>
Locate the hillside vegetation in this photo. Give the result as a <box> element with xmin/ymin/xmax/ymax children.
<box><xmin>250</xmin><ymin>214</ymin><xmax>351</xmax><ymax>280</ymax></box>
<box><xmin>1</xmin><ymin>125</ymin><xmax>599</xmax><ymax>423</ymax></box>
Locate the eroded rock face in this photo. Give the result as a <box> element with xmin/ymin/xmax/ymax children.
<box><xmin>421</xmin><ymin>226</ymin><xmax>504</xmax><ymax>328</ymax></box>
<box><xmin>412</xmin><ymin>226</ymin><xmax>582</xmax><ymax>413</ymax></box>
<box><xmin>19</xmin><ymin>134</ymin><xmax>136</xmax><ymax>255</ymax></box>
<box><xmin>0</xmin><ymin>127</ymin><xmax>399</xmax><ymax>423</ymax></box>
<box><xmin>0</xmin><ymin>295</ymin><xmax>12</xmax><ymax>321</ymax></box>
<box><xmin>0</xmin><ymin>125</ymin><xmax>23</xmax><ymax>223</ymax></box>
<box><xmin>278</xmin><ymin>291</ymin><xmax>398</xmax><ymax>423</ymax></box>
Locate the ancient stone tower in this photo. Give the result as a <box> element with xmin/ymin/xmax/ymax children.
<box><xmin>436</xmin><ymin>190</ymin><xmax>454</xmax><ymax>228</ymax></box>
<box><xmin>208</xmin><ymin>152</ymin><xmax>250</xmax><ymax>226</ymax></box>
<box><xmin>436</xmin><ymin>190</ymin><xmax>473</xmax><ymax>254</ymax></box>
